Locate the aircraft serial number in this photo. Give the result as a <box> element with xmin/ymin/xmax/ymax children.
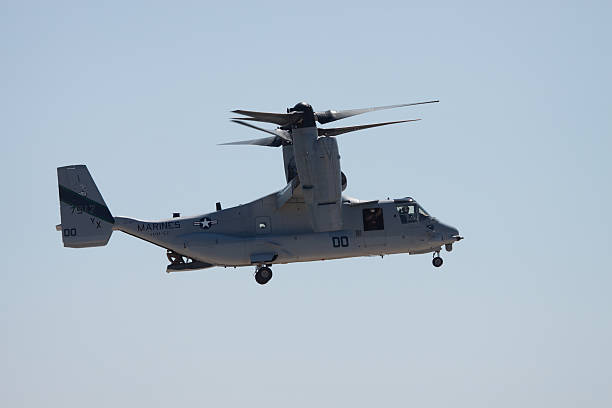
<box><xmin>71</xmin><ymin>205</ymin><xmax>95</xmax><ymax>215</ymax></box>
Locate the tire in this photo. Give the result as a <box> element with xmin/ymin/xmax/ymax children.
<box><xmin>432</xmin><ymin>257</ymin><xmax>443</xmax><ymax>267</ymax></box>
<box><xmin>255</xmin><ymin>267</ymin><xmax>273</xmax><ymax>284</ymax></box>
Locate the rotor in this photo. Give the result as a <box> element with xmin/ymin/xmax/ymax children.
<box><xmin>220</xmin><ymin>100</ymin><xmax>438</xmax><ymax>147</ymax></box>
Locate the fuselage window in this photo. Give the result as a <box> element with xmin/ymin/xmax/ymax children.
<box><xmin>396</xmin><ymin>205</ymin><xmax>416</xmax><ymax>224</ymax></box>
<box><xmin>363</xmin><ymin>208</ymin><xmax>385</xmax><ymax>231</ymax></box>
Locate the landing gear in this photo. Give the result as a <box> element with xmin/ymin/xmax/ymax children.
<box><xmin>255</xmin><ymin>266</ymin><xmax>273</xmax><ymax>285</ymax></box>
<box><xmin>432</xmin><ymin>252</ymin><xmax>443</xmax><ymax>268</ymax></box>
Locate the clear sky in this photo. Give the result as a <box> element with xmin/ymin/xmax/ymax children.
<box><xmin>2</xmin><ymin>1</ymin><xmax>611</xmax><ymax>407</ymax></box>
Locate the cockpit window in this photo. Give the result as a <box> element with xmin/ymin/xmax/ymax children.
<box><xmin>396</xmin><ymin>205</ymin><xmax>416</xmax><ymax>224</ymax></box>
<box><xmin>419</xmin><ymin>207</ymin><xmax>430</xmax><ymax>218</ymax></box>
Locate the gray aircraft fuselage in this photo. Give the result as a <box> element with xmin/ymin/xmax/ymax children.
<box><xmin>113</xmin><ymin>190</ymin><xmax>459</xmax><ymax>269</ymax></box>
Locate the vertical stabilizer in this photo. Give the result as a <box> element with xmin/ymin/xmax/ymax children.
<box><xmin>57</xmin><ymin>165</ymin><xmax>114</xmax><ymax>248</ymax></box>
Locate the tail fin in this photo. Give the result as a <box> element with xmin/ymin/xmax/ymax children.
<box><xmin>57</xmin><ymin>165</ymin><xmax>114</xmax><ymax>248</ymax></box>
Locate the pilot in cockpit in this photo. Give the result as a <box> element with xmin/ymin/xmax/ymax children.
<box><xmin>396</xmin><ymin>203</ymin><xmax>430</xmax><ymax>224</ymax></box>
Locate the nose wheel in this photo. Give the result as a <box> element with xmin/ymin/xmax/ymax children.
<box><xmin>255</xmin><ymin>266</ymin><xmax>273</xmax><ymax>285</ymax></box>
<box><xmin>432</xmin><ymin>252</ymin><xmax>443</xmax><ymax>268</ymax></box>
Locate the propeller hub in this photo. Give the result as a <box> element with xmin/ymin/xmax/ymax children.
<box><xmin>288</xmin><ymin>102</ymin><xmax>316</xmax><ymax>128</ymax></box>
<box><xmin>289</xmin><ymin>102</ymin><xmax>312</xmax><ymax>112</ymax></box>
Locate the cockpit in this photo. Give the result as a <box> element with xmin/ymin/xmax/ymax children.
<box><xmin>394</xmin><ymin>197</ymin><xmax>431</xmax><ymax>224</ymax></box>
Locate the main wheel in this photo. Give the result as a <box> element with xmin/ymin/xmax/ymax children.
<box><xmin>432</xmin><ymin>257</ymin><xmax>443</xmax><ymax>267</ymax></box>
<box><xmin>255</xmin><ymin>267</ymin><xmax>273</xmax><ymax>285</ymax></box>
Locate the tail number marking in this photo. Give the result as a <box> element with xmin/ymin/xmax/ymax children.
<box><xmin>63</xmin><ymin>228</ymin><xmax>77</xmax><ymax>237</ymax></box>
<box><xmin>332</xmin><ymin>236</ymin><xmax>349</xmax><ymax>248</ymax></box>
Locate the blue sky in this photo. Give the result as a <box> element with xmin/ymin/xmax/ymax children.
<box><xmin>2</xmin><ymin>1</ymin><xmax>611</xmax><ymax>407</ymax></box>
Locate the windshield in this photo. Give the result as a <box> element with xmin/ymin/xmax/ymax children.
<box><xmin>396</xmin><ymin>204</ymin><xmax>416</xmax><ymax>224</ymax></box>
<box><xmin>418</xmin><ymin>206</ymin><xmax>430</xmax><ymax>218</ymax></box>
<box><xmin>394</xmin><ymin>198</ymin><xmax>432</xmax><ymax>222</ymax></box>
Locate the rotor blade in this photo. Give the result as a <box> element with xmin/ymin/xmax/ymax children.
<box><xmin>231</xmin><ymin>120</ymin><xmax>291</xmax><ymax>142</ymax></box>
<box><xmin>232</xmin><ymin>109</ymin><xmax>303</xmax><ymax>127</ymax></box>
<box><xmin>315</xmin><ymin>100</ymin><xmax>438</xmax><ymax>124</ymax></box>
<box><xmin>318</xmin><ymin>119</ymin><xmax>420</xmax><ymax>137</ymax></box>
<box><xmin>218</xmin><ymin>136</ymin><xmax>283</xmax><ymax>147</ymax></box>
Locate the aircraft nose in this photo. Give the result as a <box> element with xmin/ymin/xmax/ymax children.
<box><xmin>439</xmin><ymin>222</ymin><xmax>462</xmax><ymax>242</ymax></box>
<box><xmin>449</xmin><ymin>226</ymin><xmax>463</xmax><ymax>242</ymax></box>
<box><xmin>435</xmin><ymin>222</ymin><xmax>463</xmax><ymax>252</ymax></box>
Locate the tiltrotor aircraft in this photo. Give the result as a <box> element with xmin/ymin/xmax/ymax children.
<box><xmin>56</xmin><ymin>100</ymin><xmax>462</xmax><ymax>284</ymax></box>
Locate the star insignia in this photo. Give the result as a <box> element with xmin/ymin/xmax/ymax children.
<box><xmin>194</xmin><ymin>217</ymin><xmax>218</xmax><ymax>229</ymax></box>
